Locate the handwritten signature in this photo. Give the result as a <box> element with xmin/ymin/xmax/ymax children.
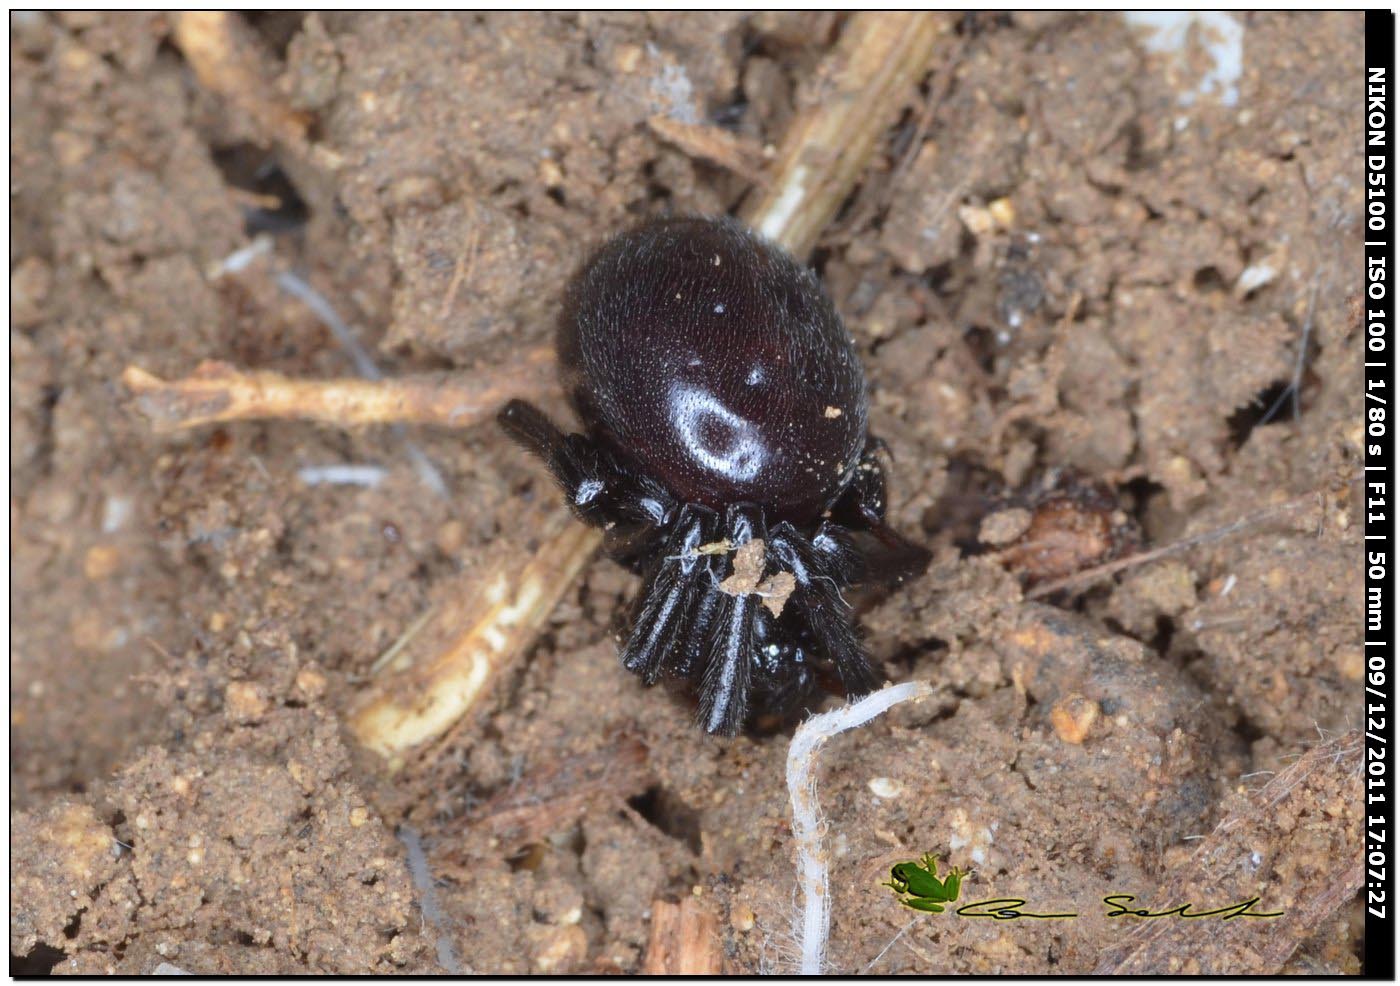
<box><xmin>1101</xmin><ymin>894</ymin><xmax>1283</xmax><ymax>920</ymax></box>
<box><xmin>954</xmin><ymin>895</ymin><xmax>1283</xmax><ymax>922</ymax></box>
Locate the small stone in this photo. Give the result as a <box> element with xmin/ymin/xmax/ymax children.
<box><xmin>348</xmin><ymin>806</ymin><xmax>369</xmax><ymax>828</ymax></box>
<box><xmin>988</xmin><ymin>197</ymin><xmax>1016</xmax><ymax>229</ymax></box>
<box><xmin>83</xmin><ymin>544</ymin><xmax>121</xmax><ymax>580</ymax></box>
<box><xmin>287</xmin><ymin>760</ymin><xmax>310</xmax><ymax>791</ymax></box>
<box><xmin>1334</xmin><ymin>647</ymin><xmax>1364</xmax><ymax>682</ymax></box>
<box><xmin>958</xmin><ymin>203</ymin><xmax>997</xmax><ymax>237</ymax></box>
<box><xmin>1161</xmin><ymin>455</ymin><xmax>1206</xmax><ymax>504</ymax></box>
<box><xmin>613</xmin><ymin>44</ymin><xmax>643</xmax><ymax>74</ymax></box>
<box><xmin>538</xmin><ymin>157</ymin><xmax>565</xmax><ymax>188</ymax></box>
<box><xmin>388</xmin><ymin>175</ymin><xmax>444</xmax><ymax>211</ymax></box>
<box><xmin>531</xmin><ymin>923</ymin><xmax>588</xmax><ymax>973</ymax></box>
<box><xmin>224</xmin><ymin>681</ymin><xmax>268</xmax><ymax>723</ymax></box>
<box><xmin>979</xmin><ymin>508</ymin><xmax>1033</xmax><ymax>547</ymax></box>
<box><xmin>435</xmin><ymin>519</ymin><xmax>466</xmax><ymax>556</ymax></box>
<box><xmin>294</xmin><ymin>667</ymin><xmax>328</xmax><ymax>701</ymax></box>
<box><xmin>868</xmin><ymin>777</ymin><xmax>903</xmax><ymax>799</ymax></box>
<box><xmin>1050</xmin><ymin>693</ymin><xmax>1100</xmax><ymax>744</ymax></box>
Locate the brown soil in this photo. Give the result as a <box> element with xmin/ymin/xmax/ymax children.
<box><xmin>11</xmin><ymin>12</ymin><xmax>1366</xmax><ymax>975</ymax></box>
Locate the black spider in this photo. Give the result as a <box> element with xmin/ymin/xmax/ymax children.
<box><xmin>499</xmin><ymin>215</ymin><xmax>930</xmax><ymax>736</ymax></box>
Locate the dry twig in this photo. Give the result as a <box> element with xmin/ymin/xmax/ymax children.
<box><xmin>170</xmin><ymin>12</ymin><xmax>309</xmax><ymax>148</ymax></box>
<box><xmin>122</xmin><ymin>352</ymin><xmax>553</xmax><ymax>433</ymax></box>
<box><xmin>463</xmin><ymin>736</ymin><xmax>651</xmax><ymax>846</ymax></box>
<box><xmin>349</xmin><ymin>509</ymin><xmax>601</xmax><ymax>768</ymax></box>
<box><xmin>744</xmin><ymin>12</ymin><xmax>947</xmax><ymax>256</ymax></box>
<box><xmin>647</xmin><ymin>115</ymin><xmax>770</xmax><ymax>186</ymax></box>
<box><xmin>642</xmin><ymin>898</ymin><xmax>724</xmax><ymax>975</ymax></box>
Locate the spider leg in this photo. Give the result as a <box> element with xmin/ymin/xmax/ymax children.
<box><xmin>828</xmin><ymin>436</ymin><xmax>931</xmax><ymax>583</ymax></box>
<box><xmin>697</xmin><ymin>504</ymin><xmax>765</xmax><ymax>736</ymax></box>
<box><xmin>770</xmin><ymin>522</ymin><xmax>880</xmax><ymax>697</ymax></box>
<box><xmin>498</xmin><ymin>399</ymin><xmax>674</xmax><ymax>530</ymax></box>
<box><xmin>671</xmin><ymin>575</ymin><xmax>722</xmax><ymax>681</ymax></box>
<box><xmin>619</xmin><ymin>504</ymin><xmax>717</xmax><ymax>685</ymax></box>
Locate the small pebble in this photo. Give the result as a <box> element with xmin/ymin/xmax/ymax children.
<box><xmin>435</xmin><ymin>519</ymin><xmax>466</xmax><ymax>556</ymax></box>
<box><xmin>1050</xmin><ymin>693</ymin><xmax>1100</xmax><ymax>744</ymax></box>
<box><xmin>223</xmin><ymin>681</ymin><xmax>268</xmax><ymax>723</ymax></box>
<box><xmin>867</xmin><ymin>776</ymin><xmax>903</xmax><ymax>799</ymax></box>
<box><xmin>958</xmin><ymin>203</ymin><xmax>996</xmax><ymax>237</ymax></box>
<box><xmin>83</xmin><ymin>544</ymin><xmax>121</xmax><ymax>580</ymax></box>
<box><xmin>613</xmin><ymin>43</ymin><xmax>643</xmax><ymax>73</ymax></box>
<box><xmin>988</xmin><ymin>197</ymin><xmax>1016</xmax><ymax>229</ymax></box>
<box><xmin>1334</xmin><ymin>648</ymin><xmax>1364</xmax><ymax>682</ymax></box>
<box><xmin>979</xmin><ymin>508</ymin><xmax>1033</xmax><ymax>547</ymax></box>
<box><xmin>532</xmin><ymin>923</ymin><xmax>587</xmax><ymax>973</ymax></box>
<box><xmin>294</xmin><ymin>667</ymin><xmax>328</xmax><ymax>701</ymax></box>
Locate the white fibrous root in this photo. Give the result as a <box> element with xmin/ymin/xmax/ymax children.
<box><xmin>785</xmin><ymin>680</ymin><xmax>933</xmax><ymax>974</ymax></box>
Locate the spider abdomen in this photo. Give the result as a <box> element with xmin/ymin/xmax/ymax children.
<box><xmin>559</xmin><ymin>216</ymin><xmax>868</xmax><ymax>527</ymax></box>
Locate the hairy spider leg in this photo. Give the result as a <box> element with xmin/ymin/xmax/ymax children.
<box><xmin>669</xmin><ymin>566</ymin><xmax>723</xmax><ymax>681</ymax></box>
<box><xmin>498</xmin><ymin>399</ymin><xmax>675</xmax><ymax>530</ymax></box>
<box><xmin>769</xmin><ymin>522</ymin><xmax>880</xmax><ymax>697</ymax></box>
<box><xmin>620</xmin><ymin>504</ymin><xmax>719</xmax><ymax>685</ymax></box>
<box><xmin>697</xmin><ymin>504</ymin><xmax>766</xmax><ymax>736</ymax></box>
<box><xmin>829</xmin><ymin>437</ymin><xmax>932</xmax><ymax>583</ymax></box>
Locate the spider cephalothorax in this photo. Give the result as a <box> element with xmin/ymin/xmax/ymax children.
<box><xmin>500</xmin><ymin>215</ymin><xmax>929</xmax><ymax>735</ymax></box>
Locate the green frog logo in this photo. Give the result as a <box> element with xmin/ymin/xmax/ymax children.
<box><xmin>882</xmin><ymin>853</ymin><xmax>967</xmax><ymax>913</ymax></box>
